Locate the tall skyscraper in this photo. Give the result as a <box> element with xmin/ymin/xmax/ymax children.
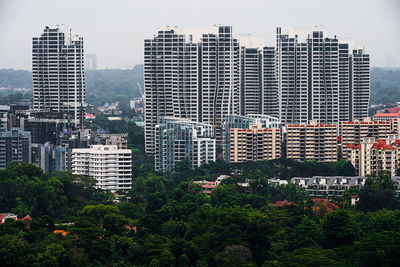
<box><xmin>269</xmin><ymin>27</ymin><xmax>370</xmax><ymax>125</ymax></box>
<box><xmin>144</xmin><ymin>26</ymin><xmax>240</xmax><ymax>154</ymax></box>
<box><xmin>85</xmin><ymin>54</ymin><xmax>97</xmax><ymax>70</ymax></box>
<box><xmin>144</xmin><ymin>25</ymin><xmax>370</xmax><ymax>156</ymax></box>
<box><xmin>32</xmin><ymin>25</ymin><xmax>85</xmax><ymax>126</ymax></box>
<box><xmin>240</xmin><ymin>47</ymin><xmax>262</xmax><ymax>115</ymax></box>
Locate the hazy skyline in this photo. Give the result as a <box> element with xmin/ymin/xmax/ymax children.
<box><xmin>1</xmin><ymin>0</ymin><xmax>399</xmax><ymax>70</ymax></box>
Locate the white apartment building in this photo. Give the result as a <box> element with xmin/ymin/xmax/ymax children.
<box><xmin>154</xmin><ymin>117</ymin><xmax>216</xmax><ymax>171</ymax></box>
<box><xmin>32</xmin><ymin>25</ymin><xmax>85</xmax><ymax>126</ymax></box>
<box><xmin>348</xmin><ymin>135</ymin><xmax>400</xmax><ymax>176</ymax></box>
<box><xmin>144</xmin><ymin>26</ymin><xmax>240</xmax><ymax>154</ymax></box>
<box><xmin>271</xmin><ymin>27</ymin><xmax>369</xmax><ymax>124</ymax></box>
<box><xmin>72</xmin><ymin>145</ymin><xmax>132</xmax><ymax>192</ymax></box>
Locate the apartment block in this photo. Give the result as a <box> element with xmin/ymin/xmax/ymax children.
<box><xmin>144</xmin><ymin>26</ymin><xmax>239</xmax><ymax>154</ymax></box>
<box><xmin>286</xmin><ymin>120</ymin><xmax>337</xmax><ymax>162</ymax></box>
<box><xmin>72</xmin><ymin>145</ymin><xmax>132</xmax><ymax>192</ymax></box>
<box><xmin>229</xmin><ymin>125</ymin><xmax>281</xmax><ymax>163</ymax></box>
<box><xmin>33</xmin><ymin>25</ymin><xmax>85</xmax><ymax>126</ymax></box>
<box><xmin>154</xmin><ymin>117</ymin><xmax>216</xmax><ymax>171</ymax></box>
<box><xmin>240</xmin><ymin>47</ymin><xmax>262</xmax><ymax>115</ymax></box>
<box><xmin>31</xmin><ymin>142</ymin><xmax>66</xmax><ymax>172</ymax></box>
<box><xmin>0</xmin><ymin>128</ymin><xmax>31</xmax><ymax>168</ymax></box>
<box><xmin>272</xmin><ymin>28</ymin><xmax>369</xmax><ymax>124</ymax></box>
<box><xmin>341</xmin><ymin>118</ymin><xmax>391</xmax><ymax>159</ymax></box>
<box><xmin>223</xmin><ymin>114</ymin><xmax>281</xmax><ymax>162</ymax></box>
<box><xmin>347</xmin><ymin>135</ymin><xmax>400</xmax><ymax>176</ymax></box>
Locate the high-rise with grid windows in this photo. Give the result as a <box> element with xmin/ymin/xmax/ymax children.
<box><xmin>32</xmin><ymin>25</ymin><xmax>85</xmax><ymax>126</ymax></box>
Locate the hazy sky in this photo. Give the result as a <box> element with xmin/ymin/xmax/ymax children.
<box><xmin>1</xmin><ymin>0</ymin><xmax>399</xmax><ymax>69</ymax></box>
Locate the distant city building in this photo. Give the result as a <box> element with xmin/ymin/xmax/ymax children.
<box><xmin>229</xmin><ymin>125</ymin><xmax>281</xmax><ymax>163</ymax></box>
<box><xmin>223</xmin><ymin>114</ymin><xmax>281</xmax><ymax>162</ymax></box>
<box><xmin>292</xmin><ymin>176</ymin><xmax>400</xmax><ymax>198</ymax></box>
<box><xmin>341</xmin><ymin>118</ymin><xmax>391</xmax><ymax>159</ymax></box>
<box><xmin>144</xmin><ymin>26</ymin><xmax>240</xmax><ymax>154</ymax></box>
<box><xmin>85</xmin><ymin>54</ymin><xmax>97</xmax><ymax>70</ymax></box>
<box><xmin>155</xmin><ymin>117</ymin><xmax>216</xmax><ymax>171</ymax></box>
<box><xmin>373</xmin><ymin>111</ymin><xmax>400</xmax><ymax>121</ymax></box>
<box><xmin>0</xmin><ymin>128</ymin><xmax>31</xmax><ymax>168</ymax></box>
<box><xmin>33</xmin><ymin>25</ymin><xmax>85</xmax><ymax>126</ymax></box>
<box><xmin>269</xmin><ymin>28</ymin><xmax>370</xmax><ymax>124</ymax></box>
<box><xmin>72</xmin><ymin>145</ymin><xmax>132</xmax><ymax>192</ymax></box>
<box><xmin>240</xmin><ymin>47</ymin><xmax>262</xmax><ymax>115</ymax></box>
<box><xmin>286</xmin><ymin>120</ymin><xmax>337</xmax><ymax>162</ymax></box>
<box><xmin>31</xmin><ymin>142</ymin><xmax>67</xmax><ymax>172</ymax></box>
<box><xmin>347</xmin><ymin>135</ymin><xmax>400</xmax><ymax>176</ymax></box>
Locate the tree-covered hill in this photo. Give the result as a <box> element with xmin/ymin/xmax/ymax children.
<box><xmin>1</xmin><ymin>66</ymin><xmax>399</xmax><ymax>106</ymax></box>
<box><xmin>1</xmin><ymin>163</ymin><xmax>400</xmax><ymax>266</ymax></box>
<box><xmin>370</xmin><ymin>68</ymin><xmax>400</xmax><ymax>105</ymax></box>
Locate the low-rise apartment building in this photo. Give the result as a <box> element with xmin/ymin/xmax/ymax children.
<box><xmin>347</xmin><ymin>135</ymin><xmax>400</xmax><ymax>176</ymax></box>
<box><xmin>155</xmin><ymin>117</ymin><xmax>216</xmax><ymax>171</ymax></box>
<box><xmin>229</xmin><ymin>125</ymin><xmax>281</xmax><ymax>163</ymax></box>
<box><xmin>341</xmin><ymin>118</ymin><xmax>391</xmax><ymax>159</ymax></box>
<box><xmin>286</xmin><ymin>120</ymin><xmax>337</xmax><ymax>162</ymax></box>
<box><xmin>72</xmin><ymin>145</ymin><xmax>132</xmax><ymax>192</ymax></box>
<box><xmin>223</xmin><ymin>114</ymin><xmax>281</xmax><ymax>162</ymax></box>
<box><xmin>292</xmin><ymin>176</ymin><xmax>400</xmax><ymax>198</ymax></box>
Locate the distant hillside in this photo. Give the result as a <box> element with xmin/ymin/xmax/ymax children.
<box><xmin>85</xmin><ymin>64</ymin><xmax>143</xmax><ymax>106</ymax></box>
<box><xmin>0</xmin><ymin>66</ymin><xmax>399</xmax><ymax>106</ymax></box>
<box><xmin>370</xmin><ymin>68</ymin><xmax>400</xmax><ymax>105</ymax></box>
<box><xmin>0</xmin><ymin>69</ymin><xmax>32</xmax><ymax>90</ymax></box>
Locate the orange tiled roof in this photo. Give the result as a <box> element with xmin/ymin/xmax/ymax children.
<box><xmin>269</xmin><ymin>200</ymin><xmax>296</xmax><ymax>207</ymax></box>
<box><xmin>54</xmin><ymin>230</ymin><xmax>70</xmax><ymax>236</ymax></box>
<box><xmin>374</xmin><ymin>112</ymin><xmax>400</xmax><ymax>117</ymax></box>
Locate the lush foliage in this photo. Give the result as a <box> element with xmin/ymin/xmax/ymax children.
<box><xmin>0</xmin><ymin>163</ymin><xmax>112</xmax><ymax>220</ymax></box>
<box><xmin>1</xmin><ymin>164</ymin><xmax>399</xmax><ymax>266</ymax></box>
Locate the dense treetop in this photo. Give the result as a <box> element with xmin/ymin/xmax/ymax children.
<box><xmin>1</xmin><ymin>162</ymin><xmax>399</xmax><ymax>266</ymax></box>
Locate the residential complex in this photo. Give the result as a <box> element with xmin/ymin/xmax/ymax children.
<box><xmin>292</xmin><ymin>176</ymin><xmax>400</xmax><ymax>198</ymax></box>
<box><xmin>144</xmin><ymin>26</ymin><xmax>240</xmax><ymax>154</ymax></box>
<box><xmin>223</xmin><ymin>114</ymin><xmax>281</xmax><ymax>162</ymax></box>
<box><xmin>286</xmin><ymin>120</ymin><xmax>337</xmax><ymax>162</ymax></box>
<box><xmin>72</xmin><ymin>145</ymin><xmax>132</xmax><ymax>192</ymax></box>
<box><xmin>154</xmin><ymin>117</ymin><xmax>216</xmax><ymax>171</ymax></box>
<box><xmin>33</xmin><ymin>25</ymin><xmax>85</xmax><ymax>126</ymax></box>
<box><xmin>341</xmin><ymin>118</ymin><xmax>391</xmax><ymax>159</ymax></box>
<box><xmin>272</xmin><ymin>28</ymin><xmax>370</xmax><ymax>124</ymax></box>
<box><xmin>0</xmin><ymin>128</ymin><xmax>31</xmax><ymax>168</ymax></box>
<box><xmin>31</xmin><ymin>142</ymin><xmax>67</xmax><ymax>172</ymax></box>
<box><xmin>144</xmin><ymin>25</ymin><xmax>370</xmax><ymax>158</ymax></box>
<box><xmin>347</xmin><ymin>135</ymin><xmax>400</xmax><ymax>176</ymax></box>
<box><xmin>229</xmin><ymin>125</ymin><xmax>281</xmax><ymax>163</ymax></box>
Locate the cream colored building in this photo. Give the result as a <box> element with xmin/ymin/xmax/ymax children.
<box><xmin>229</xmin><ymin>125</ymin><xmax>281</xmax><ymax>163</ymax></box>
<box><xmin>72</xmin><ymin>145</ymin><xmax>132</xmax><ymax>192</ymax></box>
<box><xmin>341</xmin><ymin>118</ymin><xmax>391</xmax><ymax>159</ymax></box>
<box><xmin>287</xmin><ymin>120</ymin><xmax>337</xmax><ymax>162</ymax></box>
<box><xmin>348</xmin><ymin>135</ymin><xmax>400</xmax><ymax>176</ymax></box>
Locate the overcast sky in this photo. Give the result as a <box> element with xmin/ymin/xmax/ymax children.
<box><xmin>0</xmin><ymin>0</ymin><xmax>399</xmax><ymax>70</ymax></box>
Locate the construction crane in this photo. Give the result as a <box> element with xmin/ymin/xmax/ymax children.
<box><xmin>137</xmin><ymin>82</ymin><xmax>144</xmax><ymax>99</ymax></box>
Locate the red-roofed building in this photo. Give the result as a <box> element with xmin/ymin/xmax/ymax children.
<box><xmin>348</xmin><ymin>135</ymin><xmax>400</xmax><ymax>176</ymax></box>
<box><xmin>269</xmin><ymin>200</ymin><xmax>296</xmax><ymax>208</ymax></box>
<box><xmin>312</xmin><ymin>198</ymin><xmax>340</xmax><ymax>214</ymax></box>
<box><xmin>341</xmin><ymin>118</ymin><xmax>391</xmax><ymax>159</ymax></box>
<box><xmin>0</xmin><ymin>213</ymin><xmax>31</xmax><ymax>224</ymax></box>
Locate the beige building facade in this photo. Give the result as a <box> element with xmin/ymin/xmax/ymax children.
<box><xmin>229</xmin><ymin>125</ymin><xmax>281</xmax><ymax>163</ymax></box>
<box><xmin>287</xmin><ymin>120</ymin><xmax>337</xmax><ymax>162</ymax></box>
